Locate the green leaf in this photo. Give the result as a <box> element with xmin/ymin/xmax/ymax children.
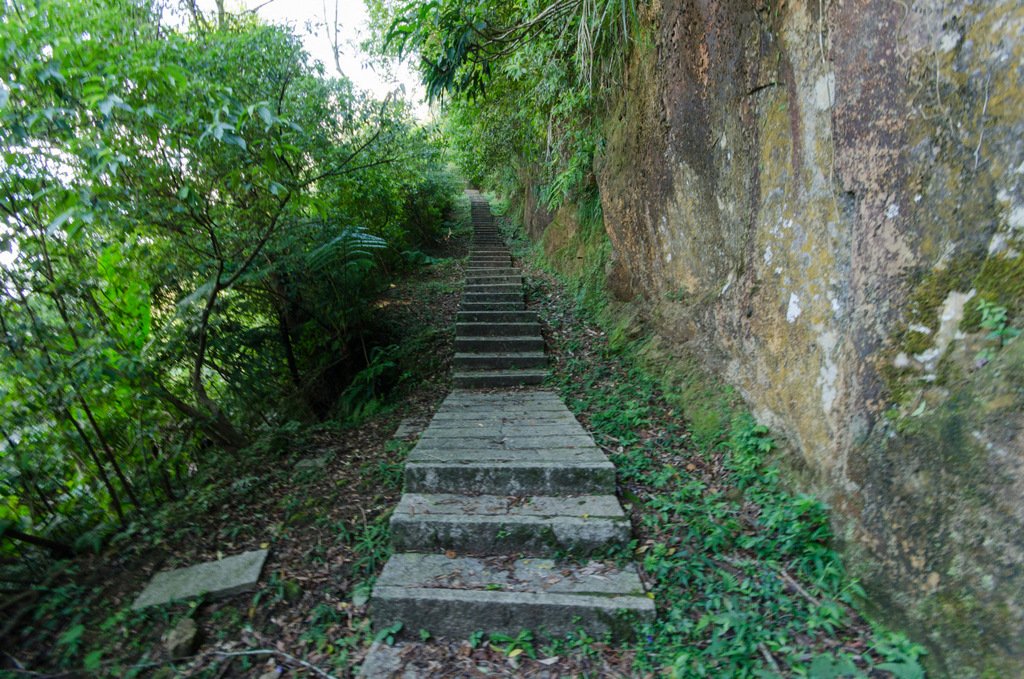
<box><xmin>57</xmin><ymin>624</ymin><xmax>85</xmax><ymax>647</ymax></box>
<box><xmin>223</xmin><ymin>133</ymin><xmax>247</xmax><ymax>150</ymax></box>
<box><xmin>84</xmin><ymin>650</ymin><xmax>104</xmax><ymax>671</ymax></box>
<box><xmin>257</xmin><ymin>105</ymin><xmax>275</xmax><ymax>128</ymax></box>
<box><xmin>47</xmin><ymin>208</ymin><xmax>76</xmax><ymax>235</ymax></box>
<box><xmin>98</xmin><ymin>94</ymin><xmax>130</xmax><ymax>117</ymax></box>
<box><xmin>875</xmin><ymin>662</ymin><xmax>924</xmax><ymax>679</ymax></box>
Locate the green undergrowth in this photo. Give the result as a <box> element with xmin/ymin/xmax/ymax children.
<box><xmin>1</xmin><ymin>209</ymin><xmax>467</xmax><ymax>674</ymax></box>
<box><xmin>526</xmin><ymin>249</ymin><xmax>927</xmax><ymax>677</ymax></box>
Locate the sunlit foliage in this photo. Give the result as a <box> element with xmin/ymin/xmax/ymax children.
<box><xmin>0</xmin><ymin>0</ymin><xmax>457</xmax><ymax>556</ymax></box>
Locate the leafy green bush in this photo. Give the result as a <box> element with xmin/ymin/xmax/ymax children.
<box><xmin>0</xmin><ymin>0</ymin><xmax>458</xmax><ymax>559</ymax></box>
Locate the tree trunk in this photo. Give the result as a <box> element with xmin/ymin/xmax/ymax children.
<box><xmin>1</xmin><ymin>527</ymin><xmax>74</xmax><ymax>559</ymax></box>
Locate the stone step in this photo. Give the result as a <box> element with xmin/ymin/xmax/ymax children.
<box><xmin>466</xmin><ymin>275</ymin><xmax>524</xmax><ymax>285</ymax></box>
<box><xmin>467</xmin><ymin>262</ymin><xmax>512</xmax><ymax>269</ymax></box>
<box><xmin>453</xmin><ymin>352</ymin><xmax>547</xmax><ymax>370</ymax></box>
<box><xmin>459</xmin><ymin>302</ymin><xmax>525</xmax><ymax>312</ymax></box>
<box><xmin>370</xmin><ymin>554</ymin><xmax>653</xmax><ymax>640</ymax></box>
<box><xmin>456</xmin><ymin>322</ymin><xmax>541</xmax><ymax>337</ymax></box>
<box><xmin>465</xmin><ymin>268</ymin><xmax>521</xmax><ymax>276</ymax></box>
<box><xmin>426</xmin><ymin>410</ymin><xmax>579</xmax><ymax>426</ymax></box>
<box><xmin>464</xmin><ymin>280</ymin><xmax>520</xmax><ymax>289</ymax></box>
<box><xmin>462</xmin><ymin>292</ymin><xmax>523</xmax><ymax>304</ymax></box>
<box><xmin>416</xmin><ymin>432</ymin><xmax>593</xmax><ymax>449</ymax></box>
<box><xmin>453</xmin><ymin>369</ymin><xmax>547</xmax><ymax>388</ymax></box>
<box><xmin>418</xmin><ymin>423</ymin><xmax>578</xmax><ymax>438</ymax></box>
<box><xmin>457</xmin><ymin>310</ymin><xmax>537</xmax><ymax>323</ymax></box>
<box><xmin>405</xmin><ymin>458</ymin><xmax>614</xmax><ymax>495</ymax></box>
<box><xmin>466</xmin><ymin>296</ymin><xmax>528</xmax><ymax>311</ymax></box>
<box><xmin>464</xmin><ymin>288</ymin><xmax>523</xmax><ymax>299</ymax></box>
<box><xmin>454</xmin><ymin>336</ymin><xmax>543</xmax><ymax>352</ymax></box>
<box><xmin>390</xmin><ymin>494</ymin><xmax>629</xmax><ymax>556</ymax></box>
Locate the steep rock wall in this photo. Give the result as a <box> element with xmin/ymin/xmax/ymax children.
<box><xmin>543</xmin><ymin>0</ymin><xmax>1023</xmax><ymax>674</ymax></box>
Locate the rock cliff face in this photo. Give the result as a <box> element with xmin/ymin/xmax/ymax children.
<box><xmin>535</xmin><ymin>0</ymin><xmax>1023</xmax><ymax>674</ymax></box>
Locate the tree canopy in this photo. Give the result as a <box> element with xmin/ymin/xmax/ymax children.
<box><xmin>374</xmin><ymin>0</ymin><xmax>639</xmax><ymax>210</ymax></box>
<box><xmin>0</xmin><ymin>0</ymin><xmax>458</xmax><ymax>557</ymax></box>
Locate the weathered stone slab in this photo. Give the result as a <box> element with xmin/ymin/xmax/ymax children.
<box><xmin>453</xmin><ymin>352</ymin><xmax>547</xmax><ymax>371</ymax></box>
<box><xmin>358</xmin><ymin>642</ymin><xmax>406</xmax><ymax>678</ymax></box>
<box><xmin>294</xmin><ymin>455</ymin><xmax>329</xmax><ymax>470</ymax></box>
<box><xmin>456</xmin><ymin>310</ymin><xmax>538</xmax><ymax>323</ymax></box>
<box><xmin>459</xmin><ymin>302</ymin><xmax>522</xmax><ymax>312</ymax></box>
<box><xmin>371</xmin><ymin>554</ymin><xmax>653</xmax><ymax>640</ymax></box>
<box><xmin>408</xmin><ymin>448</ymin><xmax>608</xmax><ymax>463</ymax></box>
<box><xmin>453</xmin><ymin>336</ymin><xmax>544</xmax><ymax>352</ymax></box>
<box><xmin>392</xmin><ymin>493</ymin><xmax>629</xmax><ymax>555</ymax></box>
<box><xmin>456</xmin><ymin>322</ymin><xmax>541</xmax><ymax>337</ymax></box>
<box><xmin>413</xmin><ymin>435</ymin><xmax>594</xmax><ymax>449</ymax></box>
<box><xmin>420</xmin><ymin>424</ymin><xmax>587</xmax><ymax>438</ymax></box>
<box><xmin>132</xmin><ymin>549</ymin><xmax>268</xmax><ymax>609</ymax></box>
<box><xmin>427</xmin><ymin>413</ymin><xmax>578</xmax><ymax>425</ymax></box>
<box><xmin>453</xmin><ymin>371</ymin><xmax>547</xmax><ymax>388</ymax></box>
<box><xmin>405</xmin><ymin>460</ymin><xmax>616</xmax><ymax>495</ymax></box>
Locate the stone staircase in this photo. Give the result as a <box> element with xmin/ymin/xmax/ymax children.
<box><xmin>453</xmin><ymin>194</ymin><xmax>547</xmax><ymax>388</ymax></box>
<box><xmin>367</xmin><ymin>193</ymin><xmax>653</xmax><ymax>648</ymax></box>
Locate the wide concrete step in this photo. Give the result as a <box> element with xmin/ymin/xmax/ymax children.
<box><xmin>426</xmin><ymin>410</ymin><xmax>580</xmax><ymax>426</ymax></box>
<box><xmin>418</xmin><ymin>422</ymin><xmax>581</xmax><ymax>438</ymax></box>
<box><xmin>465</xmin><ymin>267</ymin><xmax>521</xmax><ymax>276</ymax></box>
<box><xmin>468</xmin><ymin>256</ymin><xmax>511</xmax><ymax>262</ymax></box>
<box><xmin>453</xmin><ymin>352</ymin><xmax>547</xmax><ymax>370</ymax></box>
<box><xmin>391</xmin><ymin>494</ymin><xmax>629</xmax><ymax>556</ymax></box>
<box><xmin>466</xmin><ymin>275</ymin><xmax>523</xmax><ymax>285</ymax></box>
<box><xmin>456</xmin><ymin>322</ymin><xmax>540</xmax><ymax>337</ymax></box>
<box><xmin>464</xmin><ymin>283</ymin><xmax>522</xmax><ymax>293</ymax></box>
<box><xmin>459</xmin><ymin>302</ymin><xmax>525</xmax><ymax>312</ymax></box>
<box><xmin>457</xmin><ymin>310</ymin><xmax>538</xmax><ymax>323</ymax></box>
<box><xmin>462</xmin><ymin>293</ymin><xmax>523</xmax><ymax>305</ymax></box>
<box><xmin>416</xmin><ymin>431</ymin><xmax>592</xmax><ymax>449</ymax></box>
<box><xmin>370</xmin><ymin>554</ymin><xmax>653</xmax><ymax>640</ymax></box>
<box><xmin>405</xmin><ymin>459</ymin><xmax>613</xmax><ymax>495</ymax></box>
<box><xmin>455</xmin><ymin>336</ymin><xmax>543</xmax><ymax>352</ymax></box>
<box><xmin>453</xmin><ymin>369</ymin><xmax>547</xmax><ymax>388</ymax></box>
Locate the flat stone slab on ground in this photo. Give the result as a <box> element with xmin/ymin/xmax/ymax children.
<box><xmin>359</xmin><ymin>641</ymin><xmax>407</xmax><ymax>678</ymax></box>
<box><xmin>294</xmin><ymin>455</ymin><xmax>329</xmax><ymax>470</ymax></box>
<box><xmin>132</xmin><ymin>549</ymin><xmax>268</xmax><ymax>609</ymax></box>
